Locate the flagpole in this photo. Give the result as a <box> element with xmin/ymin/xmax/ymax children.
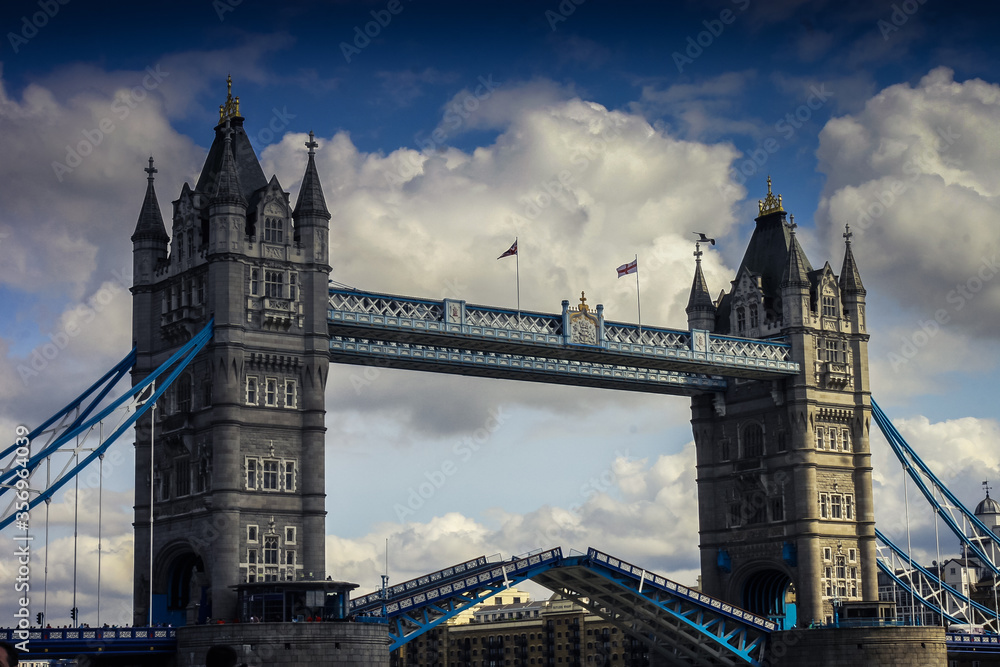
<box><xmin>635</xmin><ymin>254</ymin><xmax>642</xmax><ymax>338</ymax></box>
<box><xmin>515</xmin><ymin>237</ymin><xmax>521</xmax><ymax>326</ymax></box>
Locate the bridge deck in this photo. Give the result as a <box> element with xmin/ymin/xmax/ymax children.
<box><xmin>328</xmin><ymin>288</ymin><xmax>799</xmax><ymax>395</ymax></box>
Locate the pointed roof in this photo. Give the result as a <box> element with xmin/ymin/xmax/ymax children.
<box><xmin>211</xmin><ymin>126</ymin><xmax>247</xmax><ymax>207</ymax></box>
<box><xmin>131</xmin><ymin>156</ymin><xmax>169</xmax><ymax>243</ymax></box>
<box><xmin>195</xmin><ymin>78</ymin><xmax>267</xmax><ymax>201</ymax></box>
<box><xmin>839</xmin><ymin>223</ymin><xmax>865</xmax><ymax>294</ymax></box>
<box><xmin>686</xmin><ymin>243</ymin><xmax>716</xmax><ymax>313</ymax></box>
<box><xmin>293</xmin><ymin>131</ymin><xmax>331</xmax><ymax>220</ymax></box>
<box><xmin>781</xmin><ymin>220</ymin><xmax>811</xmax><ymax>288</ymax></box>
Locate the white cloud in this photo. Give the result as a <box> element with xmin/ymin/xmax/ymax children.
<box><xmin>328</xmin><ymin>446</ymin><xmax>701</xmax><ymax>595</ymax></box>
<box><xmin>872</xmin><ymin>412</ymin><xmax>1000</xmax><ymax>566</ymax></box>
<box><xmin>816</xmin><ymin>67</ymin><xmax>1000</xmax><ymax>342</ymax></box>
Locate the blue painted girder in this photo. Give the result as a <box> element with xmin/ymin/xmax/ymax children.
<box><xmin>357</xmin><ymin>548</ymin><xmax>564</xmax><ymax>651</ymax></box>
<box><xmin>532</xmin><ymin>549</ymin><xmax>773</xmax><ymax>666</ymax></box>
<box><xmin>359</xmin><ymin>547</ymin><xmax>775</xmax><ymax>665</ymax></box>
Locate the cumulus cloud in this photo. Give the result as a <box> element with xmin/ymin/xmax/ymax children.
<box><xmin>816</xmin><ymin>67</ymin><xmax>1000</xmax><ymax>341</ymax></box>
<box><xmin>327</xmin><ymin>445</ymin><xmax>701</xmax><ymax>595</ymax></box>
<box><xmin>871</xmin><ymin>412</ymin><xmax>1000</xmax><ymax>567</ymax></box>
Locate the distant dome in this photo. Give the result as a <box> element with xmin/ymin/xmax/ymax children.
<box><xmin>975</xmin><ymin>494</ymin><xmax>1000</xmax><ymax>516</ymax></box>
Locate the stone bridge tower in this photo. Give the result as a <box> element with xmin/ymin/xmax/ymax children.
<box><xmin>130</xmin><ymin>79</ymin><xmax>331</xmax><ymax>625</ymax></box>
<box><xmin>688</xmin><ymin>178</ymin><xmax>874</xmax><ymax>627</ymax></box>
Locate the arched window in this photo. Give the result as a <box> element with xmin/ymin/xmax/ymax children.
<box><xmin>749</xmin><ymin>306</ymin><xmax>759</xmax><ymax>328</ymax></box>
<box><xmin>176</xmin><ymin>373</ymin><xmax>192</xmax><ymax>413</ymax></box>
<box><xmin>736</xmin><ymin>307</ymin><xmax>746</xmax><ymax>332</ymax></box>
<box><xmin>743</xmin><ymin>424</ymin><xmax>764</xmax><ymax>458</ymax></box>
<box><xmin>264</xmin><ymin>217</ymin><xmax>283</xmax><ymax>243</ymax></box>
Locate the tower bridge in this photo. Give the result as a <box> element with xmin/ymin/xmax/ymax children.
<box><xmin>3</xmin><ymin>82</ymin><xmax>993</xmax><ymax>666</ymax></box>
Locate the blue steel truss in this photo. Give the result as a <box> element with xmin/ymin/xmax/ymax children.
<box><xmin>355</xmin><ymin>548</ymin><xmax>564</xmax><ymax>651</ymax></box>
<box><xmin>872</xmin><ymin>400</ymin><xmax>1000</xmax><ymax>578</ymax></box>
<box><xmin>328</xmin><ymin>288</ymin><xmax>798</xmax><ymax>395</ymax></box>
<box><xmin>355</xmin><ymin>547</ymin><xmax>774</xmax><ymax>664</ymax></box>
<box><xmin>0</xmin><ymin>321</ymin><xmax>213</xmax><ymax>531</ymax></box>
<box><xmin>532</xmin><ymin>548</ymin><xmax>773</xmax><ymax>666</ymax></box>
<box><xmin>875</xmin><ymin>529</ymin><xmax>973</xmax><ymax>627</ymax></box>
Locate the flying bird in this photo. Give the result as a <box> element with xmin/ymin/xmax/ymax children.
<box><xmin>693</xmin><ymin>232</ymin><xmax>716</xmax><ymax>245</ymax></box>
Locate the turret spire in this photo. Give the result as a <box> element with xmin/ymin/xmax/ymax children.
<box><xmin>211</xmin><ymin>124</ymin><xmax>247</xmax><ymax>207</ymax></box>
<box><xmin>293</xmin><ymin>131</ymin><xmax>331</xmax><ymax>220</ymax></box>
<box><xmin>781</xmin><ymin>217</ymin><xmax>811</xmax><ymax>287</ymax></box>
<box><xmin>686</xmin><ymin>242</ymin><xmax>716</xmax><ymax>329</ymax></box>
<box><xmin>839</xmin><ymin>223</ymin><xmax>865</xmax><ymax>294</ymax></box>
<box><xmin>131</xmin><ymin>156</ymin><xmax>169</xmax><ymax>243</ymax></box>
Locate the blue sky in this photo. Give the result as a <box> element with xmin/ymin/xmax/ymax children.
<box><xmin>1</xmin><ymin>0</ymin><xmax>1000</xmax><ymax>626</ymax></box>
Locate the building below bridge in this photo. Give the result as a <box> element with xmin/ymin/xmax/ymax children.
<box><xmin>392</xmin><ymin>588</ymin><xmax>653</xmax><ymax>666</ymax></box>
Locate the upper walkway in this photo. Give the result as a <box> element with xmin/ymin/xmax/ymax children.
<box><xmin>328</xmin><ymin>288</ymin><xmax>799</xmax><ymax>396</ymax></box>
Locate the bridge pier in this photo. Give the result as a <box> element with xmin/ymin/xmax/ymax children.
<box><xmin>764</xmin><ymin>626</ymin><xmax>946</xmax><ymax>666</ymax></box>
<box><xmin>175</xmin><ymin>622</ymin><xmax>389</xmax><ymax>666</ymax></box>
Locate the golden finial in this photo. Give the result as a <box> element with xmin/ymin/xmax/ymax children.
<box><xmin>578</xmin><ymin>291</ymin><xmax>589</xmax><ymax>312</ymax></box>
<box><xmin>758</xmin><ymin>175</ymin><xmax>785</xmax><ymax>215</ymax></box>
<box><xmin>219</xmin><ymin>74</ymin><xmax>241</xmax><ymax>123</ymax></box>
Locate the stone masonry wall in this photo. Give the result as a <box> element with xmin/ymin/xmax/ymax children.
<box><xmin>765</xmin><ymin>626</ymin><xmax>945</xmax><ymax>667</ymax></box>
<box><xmin>176</xmin><ymin>622</ymin><xmax>389</xmax><ymax>666</ymax></box>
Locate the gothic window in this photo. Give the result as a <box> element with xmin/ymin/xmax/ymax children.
<box><xmin>749</xmin><ymin>307</ymin><xmax>759</xmax><ymax>329</ymax></box>
<box><xmin>248</xmin><ymin>525</ymin><xmax>258</xmax><ymax>542</ymax></box>
<box><xmin>820</xmin><ymin>493</ymin><xmax>830</xmax><ymax>518</ymax></box>
<box><xmin>816</xmin><ymin>427</ymin><xmax>825</xmax><ymax>450</ymax></box>
<box><xmin>160</xmin><ymin>471</ymin><xmax>171</xmax><ymax>501</ymax></box>
<box><xmin>264</xmin><ymin>536</ymin><xmax>278</xmax><ymax>565</ymax></box>
<box><xmin>248</xmin><ymin>549</ymin><xmax>258</xmax><ymax>565</ymax></box>
<box><xmin>265</xmin><ymin>270</ymin><xmax>283</xmax><ymax>298</ymax></box>
<box><xmin>289</xmin><ymin>273</ymin><xmax>297</xmax><ymax>300</ymax></box>
<box><xmin>742</xmin><ymin>424</ymin><xmax>763</xmax><ymax>458</ymax></box>
<box><xmin>822</xmin><ymin>294</ymin><xmax>838</xmax><ymax>317</ymax></box>
<box><xmin>825</xmin><ymin>339</ymin><xmax>840</xmax><ymax>362</ymax></box>
<box><xmin>736</xmin><ymin>307</ymin><xmax>746</xmax><ymax>332</ymax></box>
<box><xmin>846</xmin><ymin>495</ymin><xmax>854</xmax><ymax>519</ymax></box>
<box><xmin>284</xmin><ymin>461</ymin><xmax>296</xmax><ymax>491</ymax></box>
<box><xmin>842</xmin><ymin>429</ymin><xmax>852</xmax><ymax>452</ymax></box>
<box><xmin>195</xmin><ymin>457</ymin><xmax>210</xmax><ymax>493</ymax></box>
<box><xmin>284</xmin><ymin>549</ymin><xmax>296</xmax><ymax>566</ymax></box>
<box><xmin>197</xmin><ymin>277</ymin><xmax>205</xmax><ymax>305</ymax></box>
<box><xmin>824</xmin><ymin>547</ymin><xmax>832</xmax><ymax>561</ymax></box>
<box><xmin>285</xmin><ymin>526</ymin><xmax>296</xmax><ymax>544</ymax></box>
<box><xmin>284</xmin><ymin>380</ymin><xmax>297</xmax><ymax>408</ymax></box>
<box><xmin>720</xmin><ymin>439</ymin><xmax>731</xmax><ymax>461</ymax></box>
<box><xmin>849</xmin><ymin>548</ymin><xmax>857</xmax><ymax>562</ymax></box>
<box><xmin>263</xmin><ymin>460</ymin><xmax>279</xmax><ymax>490</ymax></box>
<box><xmin>246</xmin><ymin>377</ymin><xmax>258</xmax><ymax>405</ymax></box>
<box><xmin>831</xmin><ymin>494</ymin><xmax>843</xmax><ymax>519</ymax></box>
<box><xmin>177</xmin><ymin>373</ymin><xmax>192</xmax><ymax>413</ymax></box>
<box><xmin>264</xmin><ymin>218</ymin><xmax>283</xmax><ymax>243</ymax></box>
<box><xmin>830</xmin><ymin>429</ymin><xmax>839</xmax><ymax>451</ymax></box>
<box><xmin>246</xmin><ymin>458</ymin><xmax>258</xmax><ymax>490</ymax></box>
<box><xmin>250</xmin><ymin>268</ymin><xmax>260</xmax><ymax>296</ymax></box>
<box><xmin>174</xmin><ymin>459</ymin><xmax>190</xmax><ymax>497</ymax></box>
<box><xmin>265</xmin><ymin>378</ymin><xmax>278</xmax><ymax>406</ymax></box>
<box><xmin>776</xmin><ymin>431</ymin><xmax>787</xmax><ymax>452</ymax></box>
<box><xmin>770</xmin><ymin>497</ymin><xmax>784</xmax><ymax>522</ymax></box>
<box><xmin>187</xmin><ymin>231</ymin><xmax>194</xmax><ymax>258</ymax></box>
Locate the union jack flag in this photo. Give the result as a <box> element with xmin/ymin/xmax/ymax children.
<box><xmin>497</xmin><ymin>239</ymin><xmax>517</xmax><ymax>259</ymax></box>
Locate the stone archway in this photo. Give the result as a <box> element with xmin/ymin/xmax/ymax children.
<box><xmin>741</xmin><ymin>568</ymin><xmax>796</xmax><ymax>629</ymax></box>
<box><xmin>156</xmin><ymin>544</ymin><xmax>208</xmax><ymax>626</ymax></box>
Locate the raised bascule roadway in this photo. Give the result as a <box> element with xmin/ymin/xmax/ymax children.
<box><xmin>3</xmin><ymin>84</ymin><xmax>999</xmax><ymax>666</ymax></box>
